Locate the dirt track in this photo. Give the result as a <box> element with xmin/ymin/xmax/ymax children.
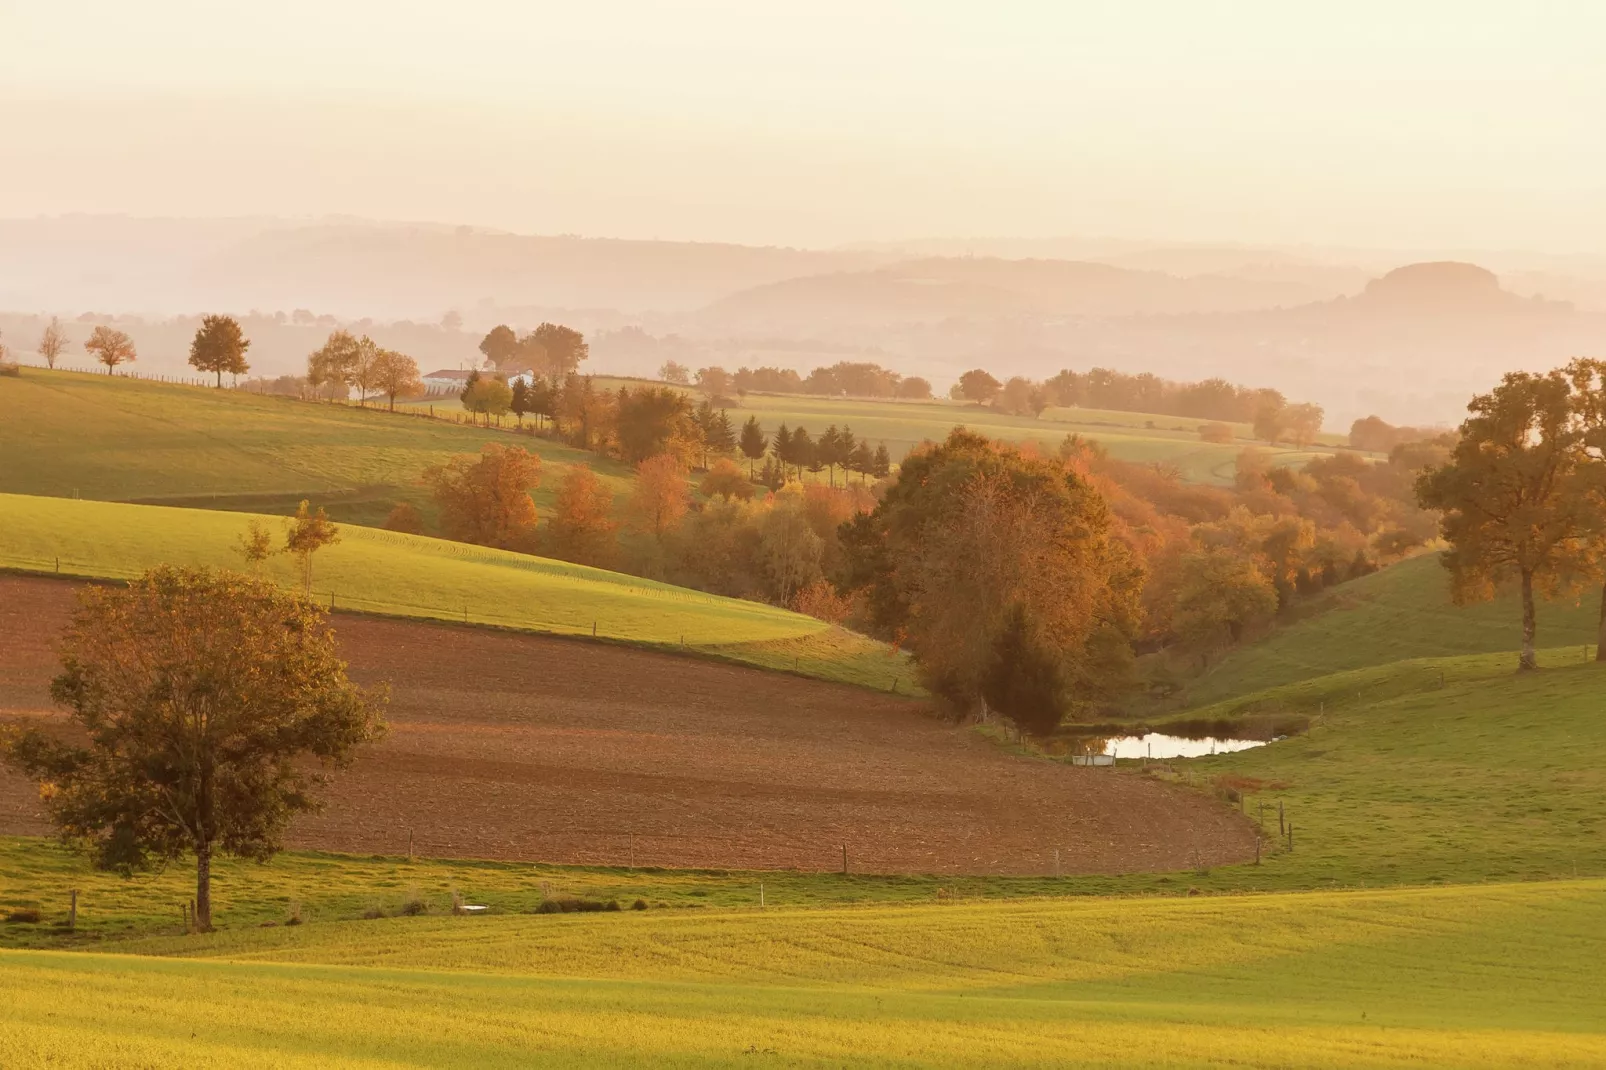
<box><xmin>0</xmin><ymin>575</ymin><xmax>1255</xmax><ymax>875</ymax></box>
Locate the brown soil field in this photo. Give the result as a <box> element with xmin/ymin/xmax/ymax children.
<box><xmin>0</xmin><ymin>575</ymin><xmax>1255</xmax><ymax>875</ymax></box>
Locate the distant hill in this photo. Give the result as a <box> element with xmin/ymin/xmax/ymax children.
<box><xmin>699</xmin><ymin>256</ymin><xmax>1322</xmax><ymax>333</ymax></box>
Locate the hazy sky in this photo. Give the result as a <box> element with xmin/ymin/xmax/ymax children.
<box><xmin>3</xmin><ymin>1</ymin><xmax>1603</xmax><ymax>251</ymax></box>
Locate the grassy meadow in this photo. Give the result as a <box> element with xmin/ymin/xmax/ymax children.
<box><xmin>0</xmin><ymin>494</ymin><xmax>911</xmax><ymax>690</ymax></box>
<box><xmin>1178</xmin><ymin>551</ymin><xmax>1602</xmax><ymax>706</ymax></box>
<box><xmin>1</xmin><ymin>877</ymin><xmax>1600</xmax><ymax>1067</ymax></box>
<box><xmin>0</xmin><ymin>368</ymin><xmax>632</xmax><ymax>527</ymax></box>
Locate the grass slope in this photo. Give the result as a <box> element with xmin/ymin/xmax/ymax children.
<box><xmin>1182</xmin><ymin>552</ymin><xmax>1602</xmax><ymax>705</ymax></box>
<box><xmin>0</xmin><ymin>494</ymin><xmax>909</xmax><ymax>690</ymax></box>
<box><xmin>0</xmin><ymin>369</ymin><xmax>632</xmax><ymax>526</ymax></box>
<box><xmin>416</xmin><ymin>382</ymin><xmax>1345</xmax><ymax>484</ymax></box>
<box><xmin>0</xmin><ymin>881</ymin><xmax>1600</xmax><ymax>1067</ymax></box>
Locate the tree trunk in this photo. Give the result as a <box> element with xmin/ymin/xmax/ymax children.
<box><xmin>216</xmin><ymin>369</ymin><xmax>222</xmax><ymax>388</ymax></box>
<box><xmin>1519</xmin><ymin>568</ymin><xmax>1538</xmax><ymax>671</ymax></box>
<box><xmin>1597</xmin><ymin>579</ymin><xmax>1606</xmax><ymax>662</ymax></box>
<box><xmin>195</xmin><ymin>841</ymin><xmax>213</xmax><ymax>932</ymax></box>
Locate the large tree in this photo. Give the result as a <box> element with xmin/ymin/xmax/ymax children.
<box><xmin>544</xmin><ymin>464</ymin><xmax>618</xmax><ymax>567</ymax></box>
<box><xmin>188</xmin><ymin>315</ymin><xmax>251</xmax><ymax>387</ymax></box>
<box><xmin>0</xmin><ymin>568</ymin><xmax>384</xmax><ymax>931</ymax></box>
<box><xmin>840</xmin><ymin>428</ymin><xmax>1140</xmax><ymax>731</ymax></box>
<box><xmin>307</xmin><ymin>330</ymin><xmax>361</xmax><ymax>399</ymax></box>
<box><xmin>478</xmin><ymin>325</ymin><xmax>521</xmax><ymax>370</ymax></box>
<box><xmin>1562</xmin><ymin>357</ymin><xmax>1606</xmax><ymax>659</ymax></box>
<box><xmin>629</xmin><ymin>454</ymin><xmax>690</xmax><ymax>543</ymax></box>
<box><xmin>956</xmin><ymin>368</ymin><xmax>1002</xmax><ymax>404</ymax></box>
<box><xmin>522</xmin><ymin>323</ymin><xmax>589</xmax><ymax>376</ymax></box>
<box><xmin>84</xmin><ymin>326</ymin><xmax>136</xmax><ymax>375</ymax></box>
<box><xmin>372</xmin><ymin>349</ymin><xmax>423</xmax><ymax>411</ymax></box>
<box><xmin>1416</xmin><ymin>369</ymin><xmax>1597</xmax><ymax>671</ymax></box>
<box><xmin>738</xmin><ymin>417</ymin><xmax>768</xmax><ymax>479</ymax></box>
<box><xmin>427</xmin><ymin>444</ymin><xmax>542</xmax><ymax>549</ymax></box>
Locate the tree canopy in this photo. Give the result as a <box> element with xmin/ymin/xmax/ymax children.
<box><xmin>1</xmin><ymin>568</ymin><xmax>385</xmax><ymax>931</ymax></box>
<box><xmin>188</xmin><ymin>315</ymin><xmax>251</xmax><ymax>387</ymax></box>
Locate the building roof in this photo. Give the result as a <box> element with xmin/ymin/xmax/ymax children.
<box><xmin>423</xmin><ymin>369</ymin><xmax>475</xmax><ymax>380</ymax></box>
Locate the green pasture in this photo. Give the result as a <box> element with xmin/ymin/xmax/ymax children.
<box><xmin>1179</xmin><ymin>552</ymin><xmax>1602</xmax><ymax>706</ymax></box>
<box><xmin>410</xmin><ymin>382</ymin><xmax>1344</xmax><ymax>484</ymax></box>
<box><xmin>0</xmin><ymin>494</ymin><xmax>910</xmax><ymax>690</ymax></box>
<box><xmin>0</xmin><ymin>368</ymin><xmax>631</xmax><ymax>527</ymax></box>
<box><xmin>0</xmin><ymin>877</ymin><xmax>1600</xmax><ymax>1067</ymax></box>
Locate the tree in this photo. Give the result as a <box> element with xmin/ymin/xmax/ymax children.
<box><xmin>372</xmin><ymin>349</ymin><xmax>423</xmax><ymax>411</ymax></box>
<box><xmin>234</xmin><ymin>521</ymin><xmax>275</xmax><ymax>574</ymax></box>
<box><xmin>1416</xmin><ymin>370</ymin><xmax>1596</xmax><ymax>671</ymax></box>
<box><xmin>629</xmin><ymin>454</ymin><xmax>689</xmax><ymax>542</ymax></box>
<box><xmin>285</xmin><ymin>500</ymin><xmax>340</xmax><ymax>594</ymax></box>
<box><xmin>980</xmin><ymin>604</ymin><xmax>1067</xmax><ymax>736</ymax></box>
<box><xmin>839</xmin><ymin>428</ymin><xmax>1140</xmax><ymax>731</ymax></box>
<box><xmin>524</xmin><ymin>323</ymin><xmax>588</xmax><ymax>376</ymax></box>
<box><xmin>307</xmin><ymin>330</ymin><xmax>360</xmax><ymax>399</ymax></box>
<box><xmin>383</xmin><ymin>502</ymin><xmax>424</xmax><ymax>535</ymax></box>
<box><xmin>956</xmin><ymin>369</ymin><xmax>1002</xmax><ymax>404</ymax></box>
<box><xmin>462</xmin><ymin>375</ymin><xmax>513</xmax><ymax>425</ymax></box>
<box><xmin>1170</xmin><ymin>547</ymin><xmax>1279</xmax><ymax>657</ymax></box>
<box><xmin>848</xmin><ymin>440</ymin><xmax>875</xmax><ymax>483</ymax></box>
<box><xmin>478</xmin><ymin>325</ymin><xmax>520</xmax><ymax>370</ymax></box>
<box><xmin>188</xmin><ymin>315</ymin><xmax>251</xmax><ymax>387</ymax></box>
<box><xmin>0</xmin><ymin>568</ymin><xmax>384</xmax><ymax>931</ymax></box>
<box><xmin>1284</xmin><ymin>402</ymin><xmax>1325</xmax><ymax>448</ymax></box>
<box><xmin>696</xmin><ymin>366</ymin><xmax>732</xmax><ymax>397</ymax></box>
<box><xmin>709</xmin><ymin>408</ymin><xmax>737</xmax><ymax>458</ymax></box>
<box><xmin>544</xmin><ymin>464</ymin><xmax>617</xmax><ymax>567</ymax></box>
<box><xmin>1561</xmin><ymin>357</ymin><xmax>1606</xmax><ymax>659</ymax></box>
<box><xmin>700</xmin><ymin>457</ymin><xmax>754</xmax><ymax>501</ymax></box>
<box><xmin>790</xmin><ymin>427</ymin><xmax>815</xmax><ymax>481</ymax></box>
<box><xmin>897</xmin><ymin>376</ymin><xmax>932</xmax><ymax>400</ymax></box>
<box><xmin>37</xmin><ymin>317</ymin><xmax>67</xmax><ymax>369</ymax></box>
<box><xmin>872</xmin><ymin>443</ymin><xmax>892</xmax><ymax>478</ymax></box>
<box><xmin>510</xmin><ymin>378</ymin><xmax>531</xmax><ymax>426</ymax></box>
<box><xmin>84</xmin><ymin>326</ymin><xmax>136</xmax><ymax>375</ymax></box>
<box><xmin>617</xmin><ymin>386</ymin><xmax>696</xmax><ymax>464</ymax></box>
<box><xmin>659</xmin><ymin>360</ymin><xmax>691</xmax><ymax>385</ymax></box>
<box><xmin>426</xmin><ymin>445</ymin><xmax>542</xmax><ymax>549</ymax></box>
<box><xmin>771</xmin><ymin>424</ymin><xmax>793</xmax><ymax>479</ymax></box>
<box><xmin>1253</xmin><ymin>397</ymin><xmax>1287</xmax><ymax>444</ymax></box>
<box><xmin>761</xmin><ymin>491</ymin><xmax>824</xmax><ymax>604</ymax></box>
<box><xmin>348</xmin><ymin>335</ymin><xmax>382</xmax><ymax>405</ymax></box>
<box><xmin>739</xmin><ymin>417</ymin><xmax>768</xmax><ymax>478</ymax></box>
<box><xmin>818</xmin><ymin>425</ymin><xmax>844</xmax><ymax>486</ymax></box>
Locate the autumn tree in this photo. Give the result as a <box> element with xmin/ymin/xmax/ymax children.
<box><xmin>307</xmin><ymin>330</ymin><xmax>360</xmax><ymax>399</ymax></box>
<box><xmin>372</xmin><ymin>349</ymin><xmax>423</xmax><ymax>411</ymax></box>
<box><xmin>700</xmin><ymin>457</ymin><xmax>754</xmax><ymax>501</ymax></box>
<box><xmin>897</xmin><ymin>376</ymin><xmax>933</xmax><ymax>400</ymax></box>
<box><xmin>1284</xmin><ymin>402</ymin><xmax>1325</xmax><ymax>448</ymax></box>
<box><xmin>956</xmin><ymin>368</ymin><xmax>1002</xmax><ymax>403</ymax></box>
<box><xmin>523</xmin><ymin>323</ymin><xmax>589</xmax><ymax>376</ymax></box>
<box><xmin>629</xmin><ymin>454</ymin><xmax>690</xmax><ymax>542</ymax></box>
<box><xmin>285</xmin><ymin>500</ymin><xmax>340</xmax><ymax>594</ymax></box>
<box><xmin>840</xmin><ymin>429</ymin><xmax>1140</xmax><ymax>732</ymax></box>
<box><xmin>1170</xmin><ymin>547</ymin><xmax>1279</xmax><ymax>659</ymax></box>
<box><xmin>426</xmin><ymin>445</ymin><xmax>542</xmax><ymax>549</ymax></box>
<box><xmin>761</xmin><ymin>487</ymin><xmax>824</xmax><ymax>604</ymax></box>
<box><xmin>1416</xmin><ymin>369</ymin><xmax>1597</xmax><ymax>671</ymax></box>
<box><xmin>188</xmin><ymin>314</ymin><xmax>251</xmax><ymax>387</ymax></box>
<box><xmin>84</xmin><ymin>326</ymin><xmax>136</xmax><ymax>375</ymax></box>
<box><xmin>659</xmin><ymin>360</ymin><xmax>691</xmax><ymax>385</ymax></box>
<box><xmin>1562</xmin><ymin>357</ymin><xmax>1606</xmax><ymax>658</ymax></box>
<box><xmin>37</xmin><ymin>317</ymin><xmax>67</xmax><ymax>369</ymax></box>
<box><xmin>544</xmin><ymin>464</ymin><xmax>618</xmax><ymax>567</ymax></box>
<box><xmin>478</xmin><ymin>325</ymin><xmax>521</xmax><ymax>370</ymax></box>
<box><xmin>462</xmin><ymin>374</ymin><xmax>513</xmax><ymax>425</ymax></box>
<box><xmin>235</xmin><ymin>520</ymin><xmax>275</xmax><ymax>574</ymax></box>
<box><xmin>1253</xmin><ymin>396</ymin><xmax>1286</xmax><ymax>444</ymax></box>
<box><xmin>0</xmin><ymin>568</ymin><xmax>385</xmax><ymax>931</ymax></box>
<box><xmin>695</xmin><ymin>365</ymin><xmax>732</xmax><ymax>397</ymax></box>
<box><xmin>739</xmin><ymin>416</ymin><xmax>768</xmax><ymax>478</ymax></box>
<box><xmin>383</xmin><ymin>502</ymin><xmax>425</xmax><ymax>535</ymax></box>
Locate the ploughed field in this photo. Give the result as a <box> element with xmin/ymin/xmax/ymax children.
<box><xmin>0</xmin><ymin>576</ymin><xmax>1253</xmax><ymax>875</ymax></box>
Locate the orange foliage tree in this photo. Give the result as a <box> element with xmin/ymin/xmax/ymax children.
<box><xmin>545</xmin><ymin>464</ymin><xmax>618</xmax><ymax>567</ymax></box>
<box><xmin>426</xmin><ymin>444</ymin><xmax>542</xmax><ymax>549</ymax></box>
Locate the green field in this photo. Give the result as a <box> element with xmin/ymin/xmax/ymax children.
<box><xmin>413</xmin><ymin>380</ymin><xmax>1346</xmax><ymax>484</ymax></box>
<box><xmin>1</xmin><ymin>873</ymin><xmax>1600</xmax><ymax>1067</ymax></box>
<box><xmin>1178</xmin><ymin>552</ymin><xmax>1602</xmax><ymax>706</ymax></box>
<box><xmin>0</xmin><ymin>494</ymin><xmax>910</xmax><ymax>690</ymax></box>
<box><xmin>0</xmin><ymin>369</ymin><xmax>632</xmax><ymax>527</ymax></box>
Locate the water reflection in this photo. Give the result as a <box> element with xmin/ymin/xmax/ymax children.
<box><xmin>1103</xmin><ymin>733</ymin><xmax>1267</xmax><ymax>760</ymax></box>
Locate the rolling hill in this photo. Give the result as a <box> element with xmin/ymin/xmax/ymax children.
<box><xmin>0</xmin><ymin>494</ymin><xmax>909</xmax><ymax>690</ymax></box>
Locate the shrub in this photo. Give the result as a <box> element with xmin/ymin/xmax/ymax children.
<box><xmin>534</xmin><ymin>897</ymin><xmax>611</xmax><ymax>914</ymax></box>
<box><xmin>631</xmin><ymin>899</ymin><xmax>648</xmax><ymax>911</ymax></box>
<box><xmin>383</xmin><ymin>502</ymin><xmax>425</xmax><ymax>535</ymax></box>
<box><xmin>398</xmin><ymin>890</ymin><xmax>428</xmax><ymax>916</ymax></box>
<box><xmin>5</xmin><ymin>908</ymin><xmax>41</xmax><ymax>924</ymax></box>
<box><xmin>362</xmin><ymin>905</ymin><xmax>386</xmax><ymax>920</ymax></box>
<box><xmin>1199</xmin><ymin>422</ymin><xmax>1235</xmax><ymax>444</ymax></box>
<box><xmin>285</xmin><ymin>902</ymin><xmax>304</xmax><ymax>926</ymax></box>
<box><xmin>0</xmin><ymin>362</ymin><xmax>21</xmax><ymax>378</ymax></box>
<box><xmin>604</xmin><ymin>899</ymin><xmax>621</xmax><ymax>912</ymax></box>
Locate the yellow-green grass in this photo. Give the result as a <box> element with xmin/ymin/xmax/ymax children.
<box><xmin>0</xmin><ymin>494</ymin><xmax>911</xmax><ymax>690</ymax></box>
<box><xmin>0</xmin><ymin>368</ymin><xmax>632</xmax><ymax>527</ymax></box>
<box><xmin>1181</xmin><ymin>552</ymin><xmax>1602</xmax><ymax>707</ymax></box>
<box><xmin>1</xmin><ymin>880</ymin><xmax>1601</xmax><ymax>1067</ymax></box>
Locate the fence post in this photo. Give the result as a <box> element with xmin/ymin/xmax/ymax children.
<box><xmin>841</xmin><ymin>844</ymin><xmax>848</xmax><ymax>875</ymax></box>
<box><xmin>69</xmin><ymin>888</ymin><xmax>78</xmax><ymax>930</ymax></box>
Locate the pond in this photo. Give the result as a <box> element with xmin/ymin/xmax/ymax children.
<box><xmin>1099</xmin><ymin>733</ymin><xmax>1269</xmax><ymax>760</ymax></box>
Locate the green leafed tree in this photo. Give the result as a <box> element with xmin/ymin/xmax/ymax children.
<box><xmin>0</xmin><ymin>567</ymin><xmax>385</xmax><ymax>931</ymax></box>
<box><xmin>1416</xmin><ymin>369</ymin><xmax>1597</xmax><ymax>671</ymax></box>
<box><xmin>478</xmin><ymin>325</ymin><xmax>521</xmax><ymax>370</ymax></box>
<box><xmin>188</xmin><ymin>315</ymin><xmax>251</xmax><ymax>387</ymax></box>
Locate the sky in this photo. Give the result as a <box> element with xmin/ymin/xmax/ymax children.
<box><xmin>2</xmin><ymin>0</ymin><xmax>1603</xmax><ymax>251</ymax></box>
